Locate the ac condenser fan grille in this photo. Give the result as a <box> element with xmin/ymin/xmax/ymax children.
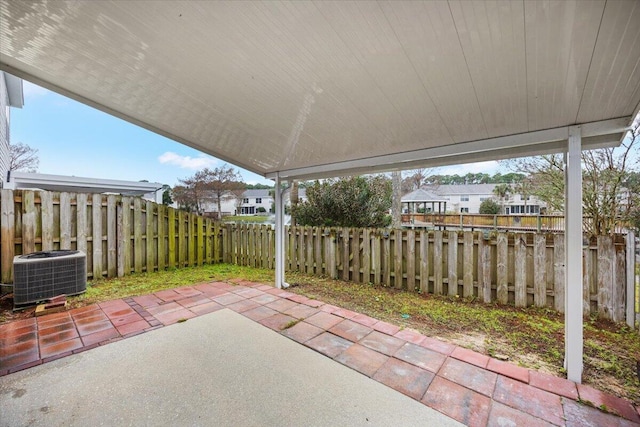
<box><xmin>13</xmin><ymin>250</ymin><xmax>87</xmax><ymax>306</ymax></box>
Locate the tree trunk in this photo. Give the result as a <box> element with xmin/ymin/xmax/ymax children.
<box><xmin>391</xmin><ymin>171</ymin><xmax>402</xmax><ymax>228</ymax></box>
<box><xmin>291</xmin><ymin>181</ymin><xmax>299</xmax><ymax>226</ymax></box>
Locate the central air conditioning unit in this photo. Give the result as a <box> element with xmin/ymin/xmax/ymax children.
<box><xmin>13</xmin><ymin>250</ymin><xmax>87</xmax><ymax>307</ymax></box>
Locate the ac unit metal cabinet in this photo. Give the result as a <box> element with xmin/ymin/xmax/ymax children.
<box><xmin>13</xmin><ymin>250</ymin><xmax>87</xmax><ymax>306</ymax></box>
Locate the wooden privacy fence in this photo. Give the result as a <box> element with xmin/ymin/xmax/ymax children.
<box><xmin>224</xmin><ymin>224</ymin><xmax>633</xmax><ymax>321</ymax></box>
<box><xmin>0</xmin><ymin>190</ymin><xmax>223</xmax><ymax>283</ymax></box>
<box><xmin>0</xmin><ymin>189</ymin><xmax>633</xmax><ymax>321</ymax></box>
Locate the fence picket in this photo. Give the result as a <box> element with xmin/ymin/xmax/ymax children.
<box><xmin>419</xmin><ymin>230</ymin><xmax>429</xmax><ymax>293</ymax></box>
<box><xmin>133</xmin><ymin>198</ymin><xmax>143</xmax><ymax>273</ymax></box>
<box><xmin>60</xmin><ymin>192</ymin><xmax>71</xmax><ymax>250</ymax></box>
<box><xmin>121</xmin><ymin>197</ymin><xmax>132</xmax><ymax>275</ymax></box>
<box><xmin>448</xmin><ymin>231</ymin><xmax>458</xmax><ymax>296</ymax></box>
<box><xmin>40</xmin><ymin>191</ymin><xmax>54</xmax><ymax>251</ymax></box>
<box><xmin>372</xmin><ymin>231</ymin><xmax>381</xmax><ymax>285</ymax></box>
<box><xmin>107</xmin><ymin>195</ymin><xmax>117</xmax><ymax>277</ymax></box>
<box><xmin>480</xmin><ymin>236</ymin><xmax>492</xmax><ymax>303</ymax></box>
<box><xmin>514</xmin><ymin>235</ymin><xmax>527</xmax><ymax>307</ymax></box>
<box><xmin>92</xmin><ymin>194</ymin><xmax>103</xmax><ymax>278</ymax></box>
<box><xmin>342</xmin><ymin>227</ymin><xmax>350</xmax><ymax>281</ymax></box>
<box><xmin>168</xmin><ymin>208</ymin><xmax>176</xmax><ymax>268</ymax></box>
<box><xmin>157</xmin><ymin>205</ymin><xmax>166</xmax><ymax>270</ymax></box>
<box><xmin>463</xmin><ymin>232</ymin><xmax>473</xmax><ymax>298</ymax></box>
<box><xmin>496</xmin><ymin>232</ymin><xmax>508</xmax><ymax>304</ymax></box>
<box><xmin>352</xmin><ymin>229</ymin><xmax>361</xmax><ymax>283</ymax></box>
<box><xmin>534</xmin><ymin>234</ymin><xmax>547</xmax><ymax>307</ymax></box>
<box><xmin>76</xmin><ymin>193</ymin><xmax>88</xmax><ymax>256</ymax></box>
<box><xmin>1</xmin><ymin>189</ymin><xmax>15</xmax><ymax>283</ymax></box>
<box><xmin>406</xmin><ymin>230</ymin><xmax>416</xmax><ymax>290</ymax></box>
<box><xmin>362</xmin><ymin>229</ymin><xmax>370</xmax><ymax>284</ymax></box>
<box><xmin>22</xmin><ymin>191</ymin><xmax>36</xmax><ymax>255</ymax></box>
<box><xmin>197</xmin><ymin>216</ymin><xmax>204</xmax><ymax>266</ymax></box>
<box><xmin>553</xmin><ymin>234</ymin><xmax>565</xmax><ymax>312</ymax></box>
<box><xmin>434</xmin><ymin>231</ymin><xmax>443</xmax><ymax>295</ymax></box>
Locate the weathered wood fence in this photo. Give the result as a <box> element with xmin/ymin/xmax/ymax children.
<box><xmin>0</xmin><ymin>190</ymin><xmax>223</xmax><ymax>283</ymax></box>
<box><xmin>0</xmin><ymin>189</ymin><xmax>633</xmax><ymax>321</ymax></box>
<box><xmin>224</xmin><ymin>224</ymin><xmax>632</xmax><ymax>322</ymax></box>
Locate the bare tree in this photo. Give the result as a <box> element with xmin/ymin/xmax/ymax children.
<box><xmin>174</xmin><ymin>164</ymin><xmax>244</xmax><ymax>216</ymax></box>
<box><xmin>290</xmin><ymin>180</ymin><xmax>299</xmax><ymax>226</ymax></box>
<box><xmin>391</xmin><ymin>170</ymin><xmax>402</xmax><ymax>228</ymax></box>
<box><xmin>501</xmin><ymin>121</ymin><xmax>640</xmax><ymax>236</ymax></box>
<box><xmin>9</xmin><ymin>142</ymin><xmax>39</xmax><ymax>172</ymax></box>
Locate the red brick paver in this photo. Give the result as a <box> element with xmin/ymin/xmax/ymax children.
<box><xmin>1</xmin><ymin>280</ymin><xmax>637</xmax><ymax>427</ymax></box>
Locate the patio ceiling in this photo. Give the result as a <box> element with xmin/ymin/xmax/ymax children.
<box><xmin>1</xmin><ymin>1</ymin><xmax>639</xmax><ymax>180</ymax></box>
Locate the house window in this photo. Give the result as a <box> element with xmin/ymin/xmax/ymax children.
<box><xmin>460</xmin><ymin>195</ymin><xmax>469</xmax><ymax>202</ymax></box>
<box><xmin>256</xmin><ymin>198</ymin><xmax>262</xmax><ymax>203</ymax></box>
<box><xmin>479</xmin><ymin>197</ymin><xmax>487</xmax><ymax>202</ymax></box>
<box><xmin>242</xmin><ymin>198</ymin><xmax>249</xmax><ymax>203</ymax></box>
<box><xmin>460</xmin><ymin>207</ymin><xmax>469</xmax><ymax>213</ymax></box>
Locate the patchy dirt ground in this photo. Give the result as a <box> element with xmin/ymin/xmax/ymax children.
<box><xmin>2</xmin><ymin>266</ymin><xmax>639</xmax><ymax>404</ymax></box>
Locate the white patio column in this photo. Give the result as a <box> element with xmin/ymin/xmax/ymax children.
<box><xmin>565</xmin><ymin>125</ymin><xmax>583</xmax><ymax>383</ymax></box>
<box><xmin>274</xmin><ymin>173</ymin><xmax>285</xmax><ymax>289</ymax></box>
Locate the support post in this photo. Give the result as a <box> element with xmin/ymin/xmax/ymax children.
<box><xmin>565</xmin><ymin>125</ymin><xmax>583</xmax><ymax>383</ymax></box>
<box><xmin>274</xmin><ymin>174</ymin><xmax>285</xmax><ymax>289</ymax></box>
<box><xmin>626</xmin><ymin>231</ymin><xmax>635</xmax><ymax>328</ymax></box>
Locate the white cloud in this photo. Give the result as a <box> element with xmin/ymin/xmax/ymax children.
<box><xmin>439</xmin><ymin>161</ymin><xmax>501</xmax><ymax>176</ymax></box>
<box><xmin>22</xmin><ymin>81</ymin><xmax>49</xmax><ymax>99</ymax></box>
<box><xmin>158</xmin><ymin>152</ymin><xmax>218</xmax><ymax>170</ymax></box>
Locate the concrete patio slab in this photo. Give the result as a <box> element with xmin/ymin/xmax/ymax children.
<box><xmin>0</xmin><ymin>309</ymin><xmax>461</xmax><ymax>427</ymax></box>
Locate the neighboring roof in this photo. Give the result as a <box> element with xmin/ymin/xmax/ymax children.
<box><xmin>243</xmin><ymin>189</ymin><xmax>271</xmax><ymax>198</ymax></box>
<box><xmin>1</xmin><ymin>2</ymin><xmax>638</xmax><ymax>181</ymax></box>
<box><xmin>429</xmin><ymin>184</ymin><xmax>498</xmax><ymax>196</ymax></box>
<box><xmin>402</xmin><ymin>189</ymin><xmax>447</xmax><ymax>203</ymax></box>
<box><xmin>6</xmin><ymin>171</ymin><xmax>162</xmax><ymax>196</ymax></box>
<box><xmin>2</xmin><ymin>72</ymin><xmax>23</xmax><ymax>108</ymax></box>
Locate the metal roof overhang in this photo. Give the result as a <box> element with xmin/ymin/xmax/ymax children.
<box><xmin>7</xmin><ymin>171</ymin><xmax>162</xmax><ymax>196</ymax></box>
<box><xmin>1</xmin><ymin>1</ymin><xmax>639</xmax><ymax>182</ymax></box>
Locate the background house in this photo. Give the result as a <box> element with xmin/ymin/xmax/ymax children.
<box><xmin>425</xmin><ymin>184</ymin><xmax>546</xmax><ymax>215</ymax></box>
<box><xmin>235</xmin><ymin>189</ymin><xmax>272</xmax><ymax>215</ymax></box>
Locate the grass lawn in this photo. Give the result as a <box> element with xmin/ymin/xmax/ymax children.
<box><xmin>222</xmin><ymin>215</ymin><xmax>271</xmax><ymax>223</ymax></box>
<box><xmin>1</xmin><ymin>263</ymin><xmax>638</xmax><ymax>403</ymax></box>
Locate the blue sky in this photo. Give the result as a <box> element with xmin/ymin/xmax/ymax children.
<box><xmin>10</xmin><ymin>81</ymin><xmax>501</xmax><ymax>187</ymax></box>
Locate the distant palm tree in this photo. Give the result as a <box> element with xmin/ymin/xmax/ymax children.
<box><xmin>493</xmin><ymin>184</ymin><xmax>511</xmax><ymax>214</ymax></box>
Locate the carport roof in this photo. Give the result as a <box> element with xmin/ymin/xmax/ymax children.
<box><xmin>1</xmin><ymin>1</ymin><xmax>639</xmax><ymax>180</ymax></box>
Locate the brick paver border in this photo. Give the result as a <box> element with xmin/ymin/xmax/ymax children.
<box><xmin>1</xmin><ymin>281</ymin><xmax>638</xmax><ymax>426</ymax></box>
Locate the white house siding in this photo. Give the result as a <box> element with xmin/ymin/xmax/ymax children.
<box><xmin>428</xmin><ymin>184</ymin><xmax>545</xmax><ymax>215</ymax></box>
<box><xmin>0</xmin><ymin>73</ymin><xmax>10</xmax><ymax>186</ymax></box>
<box><xmin>236</xmin><ymin>189</ymin><xmax>273</xmax><ymax>215</ymax></box>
